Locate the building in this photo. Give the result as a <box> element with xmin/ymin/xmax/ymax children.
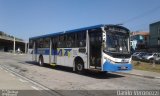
<box><xmin>0</xmin><ymin>31</ymin><xmax>26</xmax><ymax>53</ymax></box>
<box><xmin>149</xmin><ymin>21</ymin><xmax>160</xmax><ymax>51</ymax></box>
<box><xmin>130</xmin><ymin>32</ymin><xmax>149</xmax><ymax>51</ymax></box>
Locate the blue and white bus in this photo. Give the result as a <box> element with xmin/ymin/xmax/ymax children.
<box><xmin>29</xmin><ymin>24</ymin><xmax>132</xmax><ymax>73</ymax></box>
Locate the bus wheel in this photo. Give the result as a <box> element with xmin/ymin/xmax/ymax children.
<box><xmin>76</xmin><ymin>63</ymin><xmax>84</xmax><ymax>74</ymax></box>
<box><xmin>39</xmin><ymin>56</ymin><xmax>44</xmax><ymax>66</ymax></box>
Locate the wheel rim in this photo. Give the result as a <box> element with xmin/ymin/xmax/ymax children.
<box><xmin>77</xmin><ymin>63</ymin><xmax>83</xmax><ymax>71</ymax></box>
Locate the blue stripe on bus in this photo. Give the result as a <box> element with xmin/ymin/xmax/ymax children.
<box><xmin>35</xmin><ymin>49</ymin><xmax>49</xmax><ymax>55</ymax></box>
<box><xmin>103</xmin><ymin>61</ymin><xmax>132</xmax><ymax>72</ymax></box>
<box><xmin>35</xmin><ymin>48</ymin><xmax>72</xmax><ymax>56</ymax></box>
<box><xmin>35</xmin><ymin>49</ymin><xmax>57</xmax><ymax>55</ymax></box>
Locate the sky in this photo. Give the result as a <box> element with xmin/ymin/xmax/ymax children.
<box><xmin>0</xmin><ymin>0</ymin><xmax>160</xmax><ymax>41</ymax></box>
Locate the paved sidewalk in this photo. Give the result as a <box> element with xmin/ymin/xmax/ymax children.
<box><xmin>121</xmin><ymin>69</ymin><xmax>160</xmax><ymax>79</ymax></box>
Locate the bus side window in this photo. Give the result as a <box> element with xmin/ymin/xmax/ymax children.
<box><xmin>76</xmin><ymin>32</ymin><xmax>86</xmax><ymax>47</ymax></box>
<box><xmin>57</xmin><ymin>36</ymin><xmax>61</xmax><ymax>48</ymax></box>
<box><xmin>53</xmin><ymin>37</ymin><xmax>58</xmax><ymax>48</ymax></box>
<box><xmin>36</xmin><ymin>39</ymin><xmax>39</xmax><ymax>48</ymax></box>
<box><xmin>83</xmin><ymin>32</ymin><xmax>86</xmax><ymax>47</ymax></box>
<box><xmin>66</xmin><ymin>34</ymin><xmax>72</xmax><ymax>48</ymax></box>
<box><xmin>58</xmin><ymin>35</ymin><xmax>67</xmax><ymax>48</ymax></box>
<box><xmin>29</xmin><ymin>39</ymin><xmax>33</xmax><ymax>49</ymax></box>
<box><xmin>75</xmin><ymin>33</ymin><xmax>78</xmax><ymax>47</ymax></box>
<box><xmin>59</xmin><ymin>36</ymin><xmax>63</xmax><ymax>48</ymax></box>
<box><xmin>81</xmin><ymin>32</ymin><xmax>86</xmax><ymax>47</ymax></box>
<box><xmin>71</xmin><ymin>33</ymin><xmax>75</xmax><ymax>47</ymax></box>
<box><xmin>66</xmin><ymin>33</ymin><xmax>75</xmax><ymax>48</ymax></box>
<box><xmin>43</xmin><ymin>38</ymin><xmax>50</xmax><ymax>48</ymax></box>
<box><xmin>37</xmin><ymin>38</ymin><xmax>43</xmax><ymax>48</ymax></box>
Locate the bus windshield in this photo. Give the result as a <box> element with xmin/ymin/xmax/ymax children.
<box><xmin>104</xmin><ymin>33</ymin><xmax>129</xmax><ymax>53</ymax></box>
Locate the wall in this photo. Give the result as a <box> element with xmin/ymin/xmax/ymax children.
<box><xmin>150</xmin><ymin>21</ymin><xmax>160</xmax><ymax>46</ymax></box>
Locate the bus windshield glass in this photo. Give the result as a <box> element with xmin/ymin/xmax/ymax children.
<box><xmin>104</xmin><ymin>33</ymin><xmax>129</xmax><ymax>53</ymax></box>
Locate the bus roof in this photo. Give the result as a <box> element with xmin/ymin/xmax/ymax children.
<box><xmin>29</xmin><ymin>24</ymin><xmax>129</xmax><ymax>40</ymax></box>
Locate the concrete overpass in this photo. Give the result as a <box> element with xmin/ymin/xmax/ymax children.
<box><xmin>0</xmin><ymin>35</ymin><xmax>28</xmax><ymax>53</ymax></box>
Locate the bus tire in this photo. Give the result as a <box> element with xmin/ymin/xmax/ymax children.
<box><xmin>39</xmin><ymin>55</ymin><xmax>44</xmax><ymax>66</ymax></box>
<box><xmin>75</xmin><ymin>57</ymin><xmax>85</xmax><ymax>74</ymax></box>
<box><xmin>76</xmin><ymin>63</ymin><xmax>84</xmax><ymax>74</ymax></box>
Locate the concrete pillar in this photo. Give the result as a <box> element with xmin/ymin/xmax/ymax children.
<box><xmin>27</xmin><ymin>42</ymin><xmax>29</xmax><ymax>54</ymax></box>
<box><xmin>13</xmin><ymin>37</ymin><xmax>15</xmax><ymax>54</ymax></box>
<box><xmin>32</xmin><ymin>42</ymin><xmax>35</xmax><ymax>61</ymax></box>
<box><xmin>25</xmin><ymin>42</ymin><xmax>27</xmax><ymax>54</ymax></box>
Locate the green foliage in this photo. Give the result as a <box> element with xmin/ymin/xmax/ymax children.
<box><xmin>135</xmin><ymin>61</ymin><xmax>141</xmax><ymax>66</ymax></box>
<box><xmin>132</xmin><ymin>60</ymin><xmax>160</xmax><ymax>73</ymax></box>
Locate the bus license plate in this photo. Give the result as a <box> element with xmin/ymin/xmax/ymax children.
<box><xmin>120</xmin><ymin>66</ymin><xmax>127</xmax><ymax>70</ymax></box>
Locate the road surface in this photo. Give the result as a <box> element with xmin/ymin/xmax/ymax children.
<box><xmin>0</xmin><ymin>52</ymin><xmax>160</xmax><ymax>96</ymax></box>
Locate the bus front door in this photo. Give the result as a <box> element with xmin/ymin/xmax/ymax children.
<box><xmin>89</xmin><ymin>31</ymin><xmax>102</xmax><ymax>69</ymax></box>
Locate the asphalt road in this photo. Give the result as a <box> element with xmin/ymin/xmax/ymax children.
<box><xmin>0</xmin><ymin>62</ymin><xmax>59</xmax><ymax>96</ymax></box>
<box><xmin>0</xmin><ymin>66</ymin><xmax>33</xmax><ymax>90</ymax></box>
<box><xmin>0</xmin><ymin>52</ymin><xmax>160</xmax><ymax>96</ymax></box>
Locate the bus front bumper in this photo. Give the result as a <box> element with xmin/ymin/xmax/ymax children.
<box><xmin>103</xmin><ymin>61</ymin><xmax>132</xmax><ymax>72</ymax></box>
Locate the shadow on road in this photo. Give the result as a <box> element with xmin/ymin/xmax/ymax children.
<box><xmin>25</xmin><ymin>61</ymin><xmax>125</xmax><ymax>79</ymax></box>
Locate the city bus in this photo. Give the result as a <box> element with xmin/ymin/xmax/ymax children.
<box><xmin>29</xmin><ymin>24</ymin><xmax>132</xmax><ymax>73</ymax></box>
